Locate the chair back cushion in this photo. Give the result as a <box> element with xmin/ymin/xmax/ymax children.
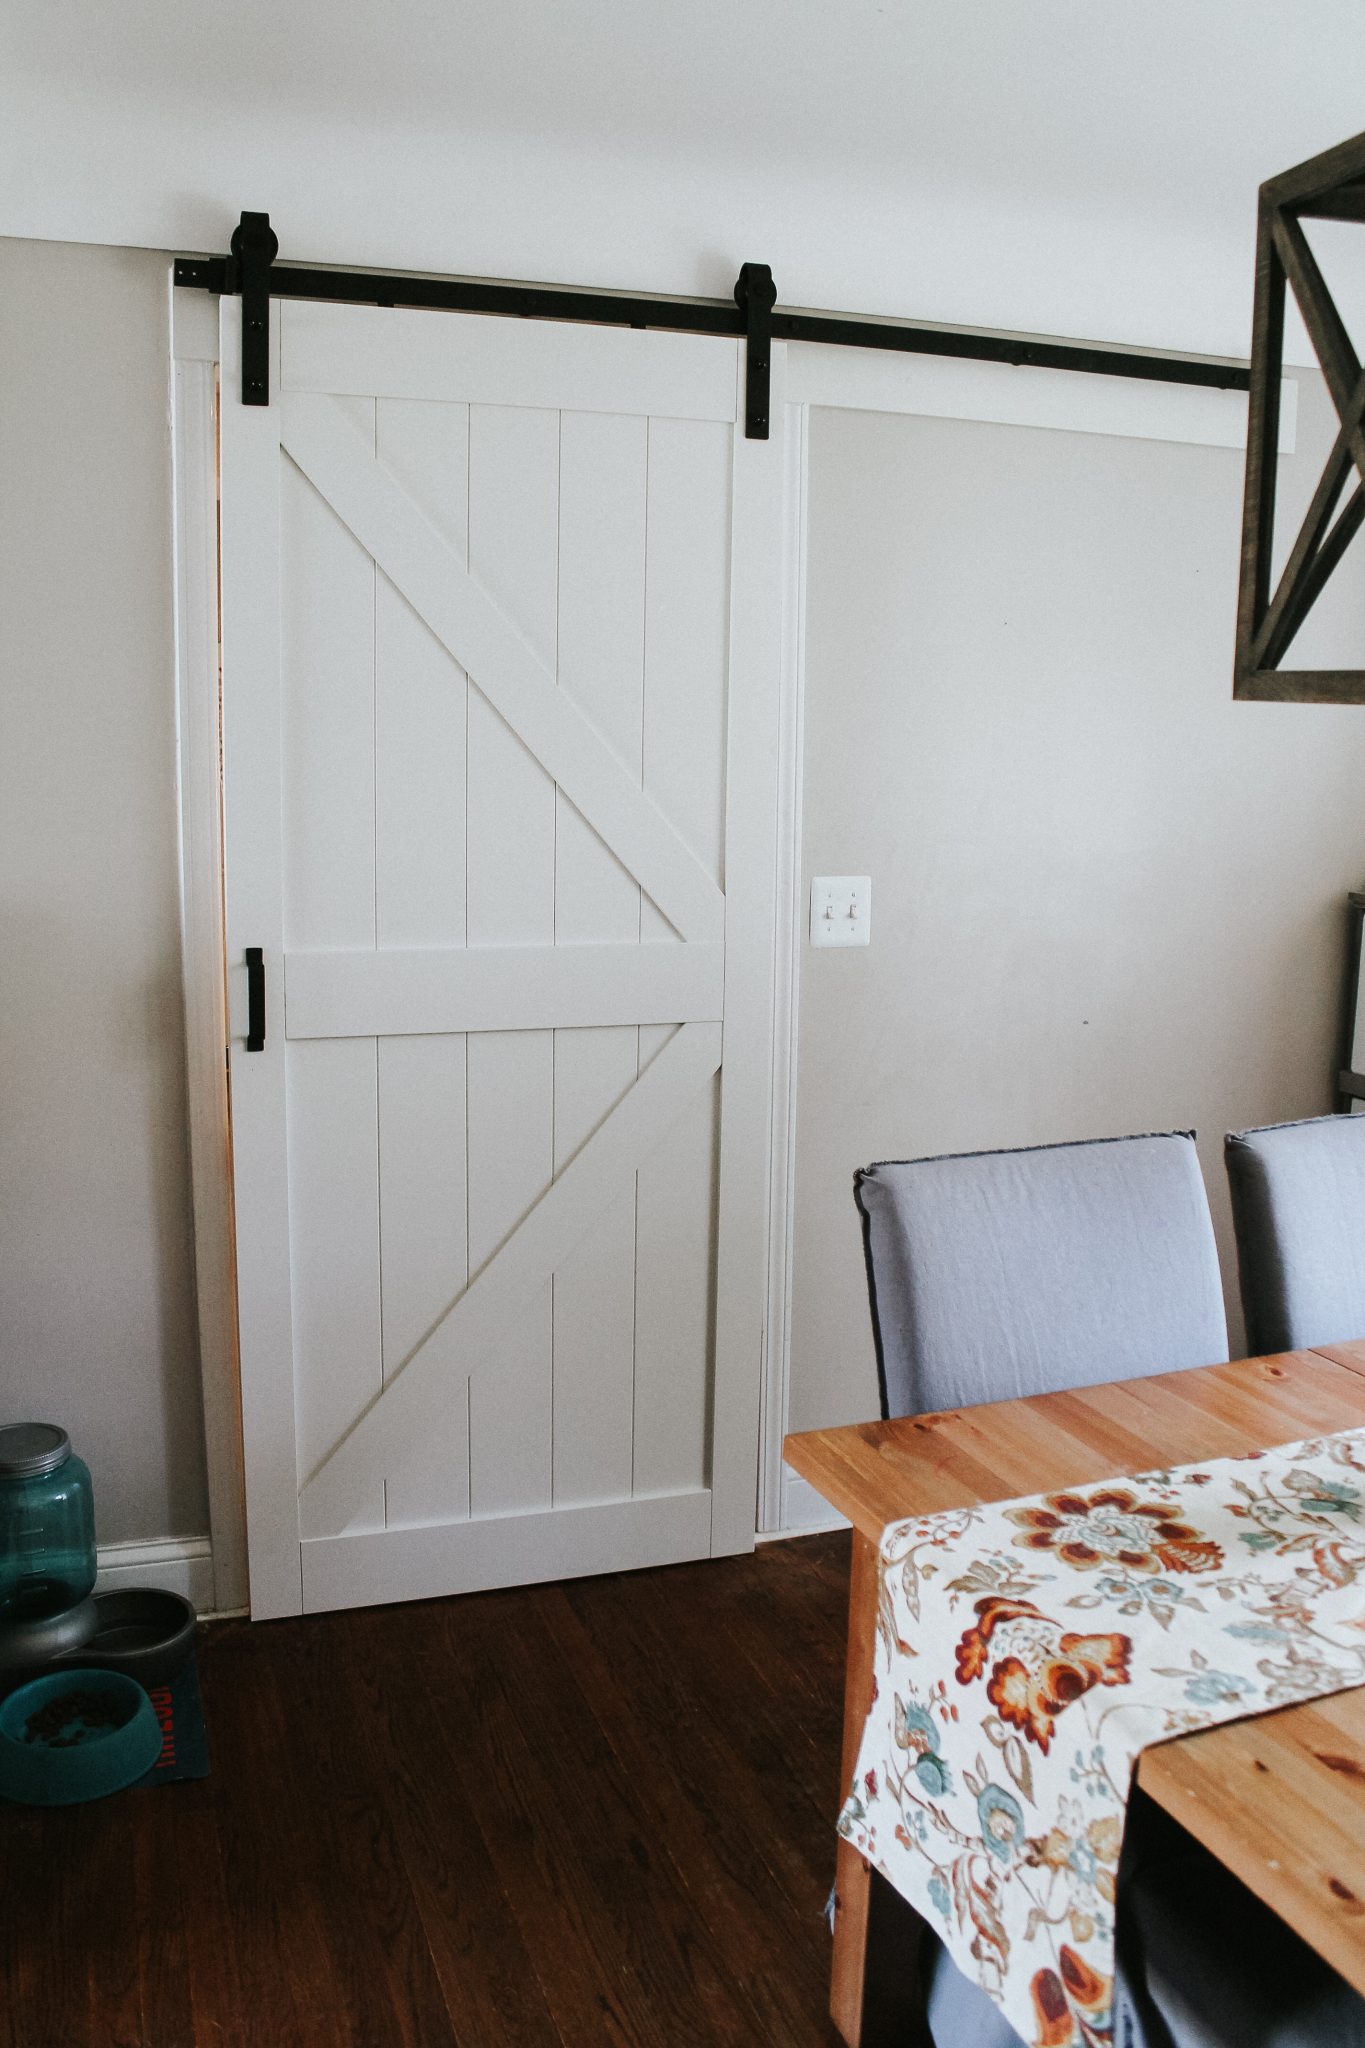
<box><xmin>1225</xmin><ymin>1114</ymin><xmax>1365</xmax><ymax>1356</ymax></box>
<box><xmin>855</xmin><ymin>1132</ymin><xmax>1228</xmax><ymax>1419</ymax></box>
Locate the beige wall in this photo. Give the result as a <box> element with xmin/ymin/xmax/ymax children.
<box><xmin>790</xmin><ymin>374</ymin><xmax>1365</xmax><ymax>1435</ymax></box>
<box><xmin>0</xmin><ymin>237</ymin><xmax>208</xmax><ymax>1545</ymax></box>
<box><xmin>5</xmin><ymin>232</ymin><xmax>1364</xmax><ymax>1542</ymax></box>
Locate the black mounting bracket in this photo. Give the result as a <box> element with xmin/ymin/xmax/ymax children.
<box><xmin>226</xmin><ymin>211</ymin><xmax>279</xmax><ymax>407</ymax></box>
<box><xmin>734</xmin><ymin>262</ymin><xmax>777</xmax><ymax>440</ymax></box>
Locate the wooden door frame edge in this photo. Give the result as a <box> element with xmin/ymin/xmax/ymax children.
<box><xmin>170</xmin><ymin>272</ymin><xmax>250</xmax><ymax>1615</ymax></box>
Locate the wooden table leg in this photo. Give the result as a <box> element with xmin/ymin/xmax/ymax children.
<box><xmin>830</xmin><ymin>1530</ymin><xmax>933</xmax><ymax>2047</ymax></box>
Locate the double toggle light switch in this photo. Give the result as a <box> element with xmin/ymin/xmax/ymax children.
<box><xmin>809</xmin><ymin>876</ymin><xmax>871</xmax><ymax>948</ymax></box>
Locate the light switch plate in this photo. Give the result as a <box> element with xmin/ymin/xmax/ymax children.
<box><xmin>810</xmin><ymin>875</ymin><xmax>871</xmax><ymax>947</ymax></box>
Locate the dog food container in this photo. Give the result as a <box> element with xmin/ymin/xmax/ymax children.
<box><xmin>0</xmin><ymin>1425</ymin><xmax>97</xmax><ymax>1623</ymax></box>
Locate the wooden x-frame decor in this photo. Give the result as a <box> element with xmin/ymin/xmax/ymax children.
<box><xmin>1236</xmin><ymin>128</ymin><xmax>1365</xmax><ymax>703</ymax></box>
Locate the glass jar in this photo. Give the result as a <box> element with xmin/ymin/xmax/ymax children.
<box><xmin>0</xmin><ymin>1424</ymin><xmax>97</xmax><ymax>1622</ymax></box>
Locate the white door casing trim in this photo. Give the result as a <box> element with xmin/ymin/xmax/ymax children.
<box><xmin>784</xmin><ymin>343</ymin><xmax>1299</xmax><ymax>453</ymax></box>
<box><xmin>173</xmin><ymin>279</ymin><xmax>1299</xmax><ymax>1576</ymax></box>
<box><xmin>758</xmin><ymin>399</ymin><xmax>809</xmax><ymax>1534</ymax></box>
<box><xmin>711</xmin><ymin>336</ymin><xmax>790</xmax><ymax>1555</ymax></box>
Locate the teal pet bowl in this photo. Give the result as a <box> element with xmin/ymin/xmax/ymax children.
<box><xmin>0</xmin><ymin>1669</ymin><xmax>161</xmax><ymax>1806</ymax></box>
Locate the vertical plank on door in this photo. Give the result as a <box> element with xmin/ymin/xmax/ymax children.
<box><xmin>466</xmin><ymin>404</ymin><xmax>558</xmax><ymax>1517</ymax></box>
<box><xmin>374</xmin><ymin>399</ymin><xmax>469</xmax><ymax>951</ymax></box>
<box><xmin>281</xmin><ymin>424</ymin><xmax>378</xmax><ymax>954</ymax></box>
<box><xmin>281</xmin><ymin>417</ymin><xmax>383</xmax><ymax>1540</ymax></box>
<box><xmin>375</xmin><ymin>399</ymin><xmax>472</xmax><ymax>1528</ymax></box>
<box><xmin>290</xmin><ymin>1039</ymin><xmax>384</xmax><ymax>1538</ymax></box>
<box><xmin>639</xmin><ymin>418</ymin><xmax>730</xmax><ymax>921</ymax></box>
<box><xmin>553</xmin><ymin>411</ymin><xmax>647</xmax><ymax>1507</ymax></box>
<box><xmin>633</xmin><ymin>1065</ymin><xmax>722</xmax><ymax>1498</ymax></box>
<box><xmin>377</xmin><ymin>1035</ymin><xmax>469</xmax><ymax>1527</ymax></box>
<box><xmin>633</xmin><ymin>417</ymin><xmax>732</xmax><ymax>1498</ymax></box>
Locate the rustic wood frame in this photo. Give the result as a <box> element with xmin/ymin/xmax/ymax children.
<box><xmin>1236</xmin><ymin>128</ymin><xmax>1365</xmax><ymax>702</ymax></box>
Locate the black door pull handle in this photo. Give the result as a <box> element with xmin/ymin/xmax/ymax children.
<box><xmin>245</xmin><ymin>947</ymin><xmax>266</xmax><ymax>1051</ymax></box>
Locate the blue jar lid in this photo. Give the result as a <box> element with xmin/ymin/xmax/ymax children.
<box><xmin>0</xmin><ymin>1424</ymin><xmax>71</xmax><ymax>1479</ymax></box>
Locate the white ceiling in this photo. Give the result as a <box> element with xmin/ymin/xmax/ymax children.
<box><xmin>2</xmin><ymin>0</ymin><xmax>1361</xmax><ymax>358</ymax></box>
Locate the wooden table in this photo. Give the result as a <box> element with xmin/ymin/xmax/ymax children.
<box><xmin>785</xmin><ymin>1342</ymin><xmax>1365</xmax><ymax>2047</ymax></box>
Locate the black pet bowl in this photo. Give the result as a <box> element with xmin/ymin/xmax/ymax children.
<box><xmin>52</xmin><ymin>1589</ymin><xmax>197</xmax><ymax>1689</ymax></box>
<box><xmin>0</xmin><ymin>1595</ymin><xmax>97</xmax><ymax>1683</ymax></box>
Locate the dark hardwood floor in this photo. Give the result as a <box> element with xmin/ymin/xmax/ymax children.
<box><xmin>3</xmin><ymin>1533</ymin><xmax>852</xmax><ymax>2048</ymax></box>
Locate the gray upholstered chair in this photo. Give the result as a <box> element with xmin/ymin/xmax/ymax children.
<box><xmin>918</xmin><ymin>1790</ymin><xmax>1365</xmax><ymax>2048</ymax></box>
<box><xmin>854</xmin><ymin>1130</ymin><xmax>1229</xmax><ymax>1423</ymax></box>
<box><xmin>1117</xmin><ymin>1791</ymin><xmax>1365</xmax><ymax>2048</ymax></box>
<box><xmin>853</xmin><ymin>1131</ymin><xmax>1358</xmax><ymax>2047</ymax></box>
<box><xmin>1225</xmin><ymin>1114</ymin><xmax>1365</xmax><ymax>1356</ymax></box>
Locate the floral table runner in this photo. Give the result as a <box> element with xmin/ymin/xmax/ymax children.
<box><xmin>838</xmin><ymin>1425</ymin><xmax>1365</xmax><ymax>2047</ymax></box>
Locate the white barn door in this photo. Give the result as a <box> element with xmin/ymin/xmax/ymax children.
<box><xmin>219</xmin><ymin>299</ymin><xmax>784</xmax><ymax>1618</ymax></box>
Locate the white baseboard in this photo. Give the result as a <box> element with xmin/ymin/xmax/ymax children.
<box><xmin>96</xmin><ymin>1535</ymin><xmax>216</xmax><ymax>1615</ymax></box>
<box><xmin>755</xmin><ymin>1470</ymin><xmax>850</xmax><ymax>1540</ymax></box>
